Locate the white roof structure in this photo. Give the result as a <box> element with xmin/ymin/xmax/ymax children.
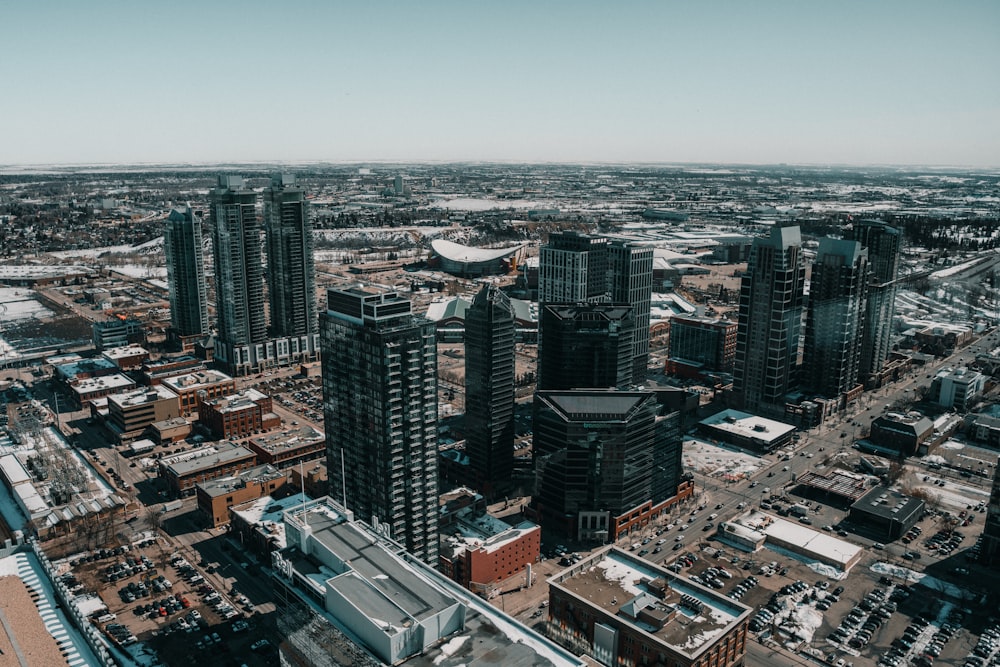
<box><xmin>700</xmin><ymin>409</ymin><xmax>796</xmax><ymax>447</ymax></box>
<box><xmin>739</xmin><ymin>511</ymin><xmax>863</xmax><ymax>571</ymax></box>
<box><xmin>430</xmin><ymin>239</ymin><xmax>525</xmax><ymax>263</ymax></box>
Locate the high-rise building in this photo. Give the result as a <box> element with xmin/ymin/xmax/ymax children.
<box><xmin>733</xmin><ymin>226</ymin><xmax>806</xmax><ymax>416</ymax></box>
<box><xmin>464</xmin><ymin>284</ymin><xmax>516</xmax><ymax>498</ymax></box>
<box><xmin>667</xmin><ymin>316</ymin><xmax>738</xmax><ymax>377</ymax></box>
<box><xmin>320</xmin><ymin>286</ymin><xmax>439</xmax><ymax>563</ymax></box>
<box><xmin>981</xmin><ymin>464</ymin><xmax>1000</xmax><ymax>567</ymax></box>
<box><xmin>210</xmin><ymin>176</ymin><xmax>266</xmax><ymax>374</ymax></box>
<box><xmin>532</xmin><ymin>389</ymin><xmax>670</xmax><ymax>540</ymax></box>
<box><xmin>537</xmin><ymin>303</ymin><xmax>635</xmax><ymax>391</ymax></box>
<box><xmin>264</xmin><ymin>174</ymin><xmax>317</xmax><ymax>340</ymax></box>
<box><xmin>608</xmin><ymin>240</ymin><xmax>654</xmax><ymax>382</ymax></box>
<box><xmin>164</xmin><ymin>206</ymin><xmax>208</xmax><ymax>342</ymax></box>
<box><xmin>539</xmin><ymin>231</ymin><xmax>610</xmax><ymax>304</ymax></box>
<box><xmin>803</xmin><ymin>239</ymin><xmax>868</xmax><ymax>401</ymax></box>
<box><xmin>538</xmin><ymin>232</ymin><xmax>652</xmax><ymax>385</ymax></box>
<box><xmin>850</xmin><ymin>220</ymin><xmax>902</xmax><ymax>385</ymax></box>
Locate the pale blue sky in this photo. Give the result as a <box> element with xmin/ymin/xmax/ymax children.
<box><xmin>2</xmin><ymin>1</ymin><xmax>998</xmax><ymax>166</ymax></box>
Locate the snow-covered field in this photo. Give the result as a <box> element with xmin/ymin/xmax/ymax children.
<box><xmin>0</xmin><ymin>287</ymin><xmax>53</xmax><ymax>322</ymax></box>
<box><xmin>430</xmin><ymin>197</ymin><xmax>554</xmax><ymax>211</ymax></box>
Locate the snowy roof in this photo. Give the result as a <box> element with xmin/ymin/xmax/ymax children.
<box><xmin>71</xmin><ymin>373</ymin><xmax>136</xmax><ymax>396</ymax></box>
<box><xmin>0</xmin><ymin>454</ymin><xmax>31</xmax><ymax>486</ymax></box>
<box><xmin>747</xmin><ymin>512</ymin><xmax>863</xmax><ymax>568</ymax></box>
<box><xmin>700</xmin><ymin>409</ymin><xmax>796</xmax><ymax>444</ymax></box>
<box><xmin>430</xmin><ymin>239</ymin><xmax>524</xmax><ymax>263</ymax></box>
<box><xmin>550</xmin><ymin>547</ymin><xmax>752</xmax><ymax>658</ymax></box>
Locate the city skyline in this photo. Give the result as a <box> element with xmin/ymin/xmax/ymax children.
<box><xmin>2</xmin><ymin>1</ymin><xmax>998</xmax><ymax>167</ymax></box>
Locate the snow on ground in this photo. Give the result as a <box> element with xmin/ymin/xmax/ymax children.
<box><xmin>0</xmin><ymin>335</ymin><xmax>21</xmax><ymax>363</ymax></box>
<box><xmin>940</xmin><ymin>440</ymin><xmax>965</xmax><ymax>450</ymax></box>
<box><xmin>870</xmin><ymin>561</ymin><xmax>967</xmax><ymax>599</ymax></box>
<box><xmin>683</xmin><ymin>438</ymin><xmax>767</xmax><ymax>480</ymax></box>
<box><xmin>107</xmin><ymin>265</ymin><xmax>167</xmax><ymax>279</ymax></box>
<box><xmin>433</xmin><ymin>635</ymin><xmax>470</xmax><ymax>664</ymax></box>
<box><xmin>782</xmin><ymin>604</ymin><xmax>824</xmax><ymax>646</ymax></box>
<box><xmin>764</xmin><ymin>543</ymin><xmax>848</xmax><ymax>580</ymax></box>
<box><xmin>430</xmin><ymin>197</ymin><xmax>553</xmax><ymax>211</ymax></box>
<box><xmin>0</xmin><ymin>287</ymin><xmax>54</xmax><ymax>322</ymax></box>
<box><xmin>910</xmin><ymin>482</ymin><xmax>989</xmax><ymax>510</ymax></box>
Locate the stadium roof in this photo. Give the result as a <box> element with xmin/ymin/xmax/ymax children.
<box><xmin>430</xmin><ymin>239</ymin><xmax>524</xmax><ymax>263</ymax></box>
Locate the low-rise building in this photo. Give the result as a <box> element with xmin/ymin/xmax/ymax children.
<box><xmin>438</xmin><ymin>505</ymin><xmax>540</xmax><ymax>595</ymax></box>
<box><xmin>848</xmin><ymin>486</ymin><xmax>925</xmax><ymax>541</ymax></box>
<box><xmin>869</xmin><ymin>412</ymin><xmax>935</xmax><ymax>457</ymax></box>
<box><xmin>107</xmin><ymin>385</ymin><xmax>181</xmax><ymax>444</ymax></box>
<box><xmin>54</xmin><ymin>357</ymin><xmax>119</xmax><ymax>384</ymax></box>
<box><xmin>159</xmin><ymin>442</ymin><xmax>258</xmax><ymax>498</ymax></box>
<box><xmin>698</xmin><ymin>409</ymin><xmax>796</xmax><ymax>452</ymax></box>
<box><xmin>930</xmin><ymin>366</ymin><xmax>986</xmax><ymax>411</ymax></box>
<box><xmin>198</xmin><ymin>388</ymin><xmax>280</xmax><ymax>440</ymax></box>
<box><xmin>160</xmin><ymin>369</ymin><xmax>236</xmax><ymax>415</ymax></box>
<box><xmin>246</xmin><ymin>425</ymin><xmax>325</xmax><ymax>470</ymax></box>
<box><xmin>140</xmin><ymin>354</ymin><xmax>206</xmax><ymax>385</ymax></box>
<box><xmin>69</xmin><ymin>373</ymin><xmax>136</xmax><ymax>407</ymax></box>
<box><xmin>270</xmin><ymin>497</ymin><xmax>586</xmax><ymax>667</ymax></box>
<box><xmin>92</xmin><ymin>316</ymin><xmax>145</xmax><ymax>351</ymax></box>
<box><xmin>100</xmin><ymin>344</ymin><xmax>150</xmax><ymax>371</ymax></box>
<box><xmin>547</xmin><ymin>547</ymin><xmax>751</xmax><ymax>667</ymax></box>
<box><xmin>195</xmin><ymin>464</ymin><xmax>289</xmax><ymax>528</ymax></box>
<box><xmin>148</xmin><ymin>416</ymin><xmax>191</xmax><ymax>445</ymax></box>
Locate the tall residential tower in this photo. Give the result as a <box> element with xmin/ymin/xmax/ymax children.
<box><xmin>850</xmin><ymin>220</ymin><xmax>902</xmax><ymax>386</ymax></box>
<box><xmin>210</xmin><ymin>176</ymin><xmax>266</xmax><ymax>374</ymax></box>
<box><xmin>264</xmin><ymin>174</ymin><xmax>317</xmax><ymax>340</ymax></box>
<box><xmin>320</xmin><ymin>287</ymin><xmax>439</xmax><ymax>564</ymax></box>
<box><xmin>164</xmin><ymin>206</ymin><xmax>208</xmax><ymax>347</ymax></box>
<box><xmin>803</xmin><ymin>238</ymin><xmax>869</xmax><ymax>402</ymax></box>
<box><xmin>464</xmin><ymin>284</ymin><xmax>516</xmax><ymax>498</ymax></box>
<box><xmin>733</xmin><ymin>226</ymin><xmax>806</xmax><ymax>416</ymax></box>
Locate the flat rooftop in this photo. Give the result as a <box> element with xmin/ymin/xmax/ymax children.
<box><xmin>250</xmin><ymin>425</ymin><xmax>324</xmax><ymax>453</ymax></box>
<box><xmin>205</xmin><ymin>387</ymin><xmax>269</xmax><ymax>412</ymax></box>
<box><xmin>550</xmin><ymin>547</ymin><xmax>752</xmax><ymax>657</ymax></box>
<box><xmin>108</xmin><ymin>384</ymin><xmax>178</xmax><ymax>408</ymax></box>
<box><xmin>55</xmin><ymin>357</ymin><xmax>117</xmax><ymax>380</ymax></box>
<box><xmin>796</xmin><ymin>468</ymin><xmax>871</xmax><ymax>502</ymax></box>
<box><xmin>851</xmin><ymin>486</ymin><xmax>925</xmax><ymax>520</ymax></box>
<box><xmin>101</xmin><ymin>344</ymin><xmax>148</xmax><ymax>359</ymax></box>
<box><xmin>198</xmin><ymin>464</ymin><xmax>286</xmax><ymax>498</ymax></box>
<box><xmin>738</xmin><ymin>511</ymin><xmax>863</xmax><ymax>569</ymax></box>
<box><xmin>162</xmin><ymin>443</ymin><xmax>255</xmax><ymax>477</ymax></box>
<box><xmin>71</xmin><ymin>373</ymin><xmax>136</xmax><ymax>395</ymax></box>
<box><xmin>161</xmin><ymin>369</ymin><xmax>233</xmax><ymax>392</ymax></box>
<box><xmin>700</xmin><ymin>409</ymin><xmax>796</xmax><ymax>444</ymax></box>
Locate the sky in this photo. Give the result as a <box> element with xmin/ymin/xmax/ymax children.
<box><xmin>2</xmin><ymin>1</ymin><xmax>998</xmax><ymax>167</ymax></box>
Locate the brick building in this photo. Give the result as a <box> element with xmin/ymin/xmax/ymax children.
<box><xmin>107</xmin><ymin>385</ymin><xmax>181</xmax><ymax>444</ymax></box>
<box><xmin>159</xmin><ymin>442</ymin><xmax>258</xmax><ymax>498</ymax></box>
<box><xmin>198</xmin><ymin>388</ymin><xmax>280</xmax><ymax>440</ymax></box>
<box><xmin>160</xmin><ymin>369</ymin><xmax>236</xmax><ymax>416</ymax></box>
<box><xmin>195</xmin><ymin>464</ymin><xmax>289</xmax><ymax>528</ymax></box>
<box><xmin>246</xmin><ymin>425</ymin><xmax>325</xmax><ymax>470</ymax></box>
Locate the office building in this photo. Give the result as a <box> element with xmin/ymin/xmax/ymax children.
<box><xmin>850</xmin><ymin>220</ymin><xmax>902</xmax><ymax>385</ymax></box>
<box><xmin>271</xmin><ymin>497</ymin><xmax>585</xmax><ymax>667</ymax></box>
<box><xmin>107</xmin><ymin>385</ymin><xmax>181</xmax><ymax>444</ymax></box>
<box><xmin>666</xmin><ymin>316</ymin><xmax>738</xmax><ymax>377</ymax></box>
<box><xmin>532</xmin><ymin>389</ymin><xmax>669</xmax><ymax>540</ymax></box>
<box><xmin>264</xmin><ymin>174</ymin><xmax>318</xmax><ymax>342</ymax></box>
<box><xmin>538</xmin><ymin>232</ymin><xmax>653</xmax><ymax>382</ymax></box>
<box><xmin>321</xmin><ymin>287</ymin><xmax>439</xmax><ymax>563</ymax></box>
<box><xmin>608</xmin><ymin>240</ymin><xmax>654</xmax><ymax>381</ymax></box>
<box><xmin>803</xmin><ymin>238</ymin><xmax>868</xmax><ymax>402</ymax></box>
<box><xmin>91</xmin><ymin>316</ymin><xmax>144</xmax><ymax>351</ymax></box>
<box><xmin>930</xmin><ymin>366</ymin><xmax>986</xmax><ymax>411</ymax></box>
<box><xmin>210</xmin><ymin>175</ymin><xmax>267</xmax><ymax>374</ymax></box>
<box><xmin>159</xmin><ymin>442</ymin><xmax>258</xmax><ymax>498</ymax></box>
<box><xmin>164</xmin><ymin>206</ymin><xmax>209</xmax><ymax>346</ymax></box>
<box><xmin>733</xmin><ymin>226</ymin><xmax>806</xmax><ymax>416</ymax></box>
<box><xmin>464</xmin><ymin>284</ymin><xmax>516</xmax><ymax>498</ymax></box>
<box><xmin>981</xmin><ymin>465</ymin><xmax>1000</xmax><ymax>567</ymax></box>
<box><xmin>538</xmin><ymin>303</ymin><xmax>635</xmax><ymax>391</ymax></box>
<box><xmin>539</xmin><ymin>231</ymin><xmax>610</xmax><ymax>304</ymax></box>
<box><xmin>547</xmin><ymin>547</ymin><xmax>751</xmax><ymax>667</ymax></box>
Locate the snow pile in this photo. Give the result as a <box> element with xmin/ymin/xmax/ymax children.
<box><xmin>870</xmin><ymin>561</ymin><xmax>965</xmax><ymax>598</ymax></box>
<box><xmin>940</xmin><ymin>440</ymin><xmax>965</xmax><ymax>450</ymax></box>
<box><xmin>433</xmin><ymin>635</ymin><xmax>470</xmax><ymax>664</ymax></box>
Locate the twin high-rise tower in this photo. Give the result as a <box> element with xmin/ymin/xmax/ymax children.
<box><xmin>733</xmin><ymin>222</ymin><xmax>902</xmax><ymax>417</ymax></box>
<box><xmin>164</xmin><ymin>174</ymin><xmax>318</xmax><ymax>373</ymax></box>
